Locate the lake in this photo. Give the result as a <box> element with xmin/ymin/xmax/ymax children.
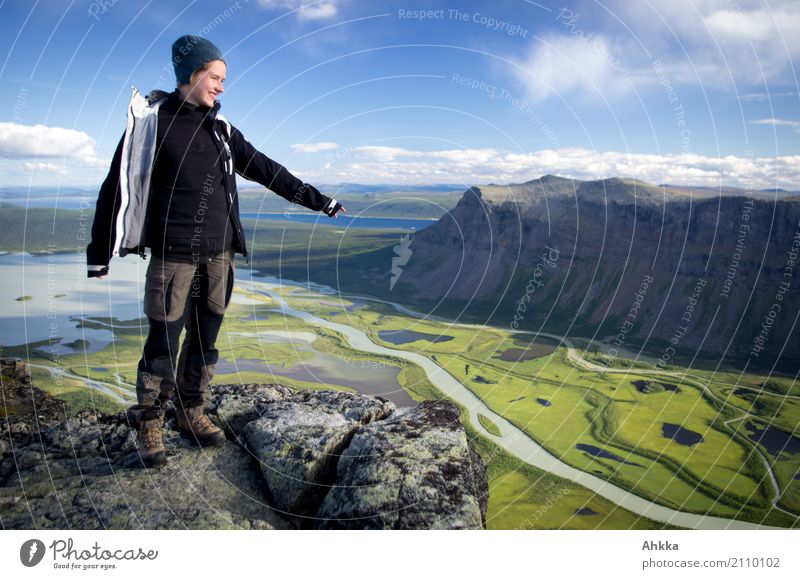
<box><xmin>0</xmin><ymin>252</ymin><xmax>146</xmax><ymax>350</ymax></box>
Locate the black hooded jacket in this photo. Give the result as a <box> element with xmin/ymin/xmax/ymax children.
<box><xmin>87</xmin><ymin>89</ymin><xmax>338</xmax><ymax>275</ymax></box>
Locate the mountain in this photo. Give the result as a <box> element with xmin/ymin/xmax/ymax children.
<box><xmin>391</xmin><ymin>175</ymin><xmax>800</xmax><ymax>370</ymax></box>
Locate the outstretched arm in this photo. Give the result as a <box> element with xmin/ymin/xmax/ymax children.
<box><xmin>228</xmin><ymin>124</ymin><xmax>345</xmax><ymax>217</ymax></box>
<box><xmin>86</xmin><ymin>132</ymin><xmax>125</xmax><ymax>277</ymax></box>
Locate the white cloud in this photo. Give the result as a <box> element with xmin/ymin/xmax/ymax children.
<box><xmin>737</xmin><ymin>91</ymin><xmax>798</xmax><ymax>101</ymax></box>
<box><xmin>290</xmin><ymin>142</ymin><xmax>339</xmax><ymax>153</ymax></box>
<box><xmin>0</xmin><ymin>122</ymin><xmax>97</xmax><ymax>160</ymax></box>
<box><xmin>704</xmin><ymin>8</ymin><xmax>800</xmax><ymax>82</ymax></box>
<box><xmin>0</xmin><ymin>123</ymin><xmax>112</xmax><ymax>186</ymax></box>
<box><xmin>606</xmin><ymin>0</ymin><xmax>800</xmax><ymax>86</ymax></box>
<box><xmin>297</xmin><ymin>145</ymin><xmax>800</xmax><ymax>189</ymax></box>
<box><xmin>297</xmin><ymin>1</ymin><xmax>337</xmax><ymax>20</ymax></box>
<box><xmin>750</xmin><ymin>118</ymin><xmax>800</xmax><ymax>132</ymax></box>
<box><xmin>352</xmin><ymin>146</ymin><xmax>410</xmax><ymax>162</ymax></box>
<box><xmin>428</xmin><ymin>148</ymin><xmax>503</xmax><ymax>165</ymax></box>
<box><xmin>515</xmin><ymin>1</ymin><xmax>800</xmax><ymax>101</ymax></box>
<box><xmin>513</xmin><ymin>34</ymin><xmax>634</xmax><ymax>102</ymax></box>
<box><xmin>23</xmin><ymin>162</ymin><xmax>68</xmax><ymax>175</ymax></box>
<box><xmin>257</xmin><ymin>0</ymin><xmax>340</xmax><ymax>20</ymax></box>
<box><xmin>704</xmin><ymin>9</ymin><xmax>776</xmax><ymax>42</ymax></box>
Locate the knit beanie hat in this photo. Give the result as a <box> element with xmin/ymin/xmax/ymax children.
<box><xmin>172</xmin><ymin>35</ymin><xmax>225</xmax><ymax>85</ymax></box>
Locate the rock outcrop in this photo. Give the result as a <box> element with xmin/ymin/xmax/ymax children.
<box><xmin>239</xmin><ymin>389</ymin><xmax>394</xmax><ymax>519</ymax></box>
<box><xmin>316</xmin><ymin>400</ymin><xmax>487</xmax><ymax>529</ymax></box>
<box><xmin>0</xmin><ymin>378</ymin><xmax>488</xmax><ymax>530</ymax></box>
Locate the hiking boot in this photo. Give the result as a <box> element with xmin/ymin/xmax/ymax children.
<box><xmin>175</xmin><ymin>405</ymin><xmax>225</xmax><ymax>447</ymax></box>
<box><xmin>135</xmin><ymin>410</ymin><xmax>166</xmax><ymax>467</ymax></box>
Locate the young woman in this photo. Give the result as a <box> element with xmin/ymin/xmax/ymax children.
<box><xmin>87</xmin><ymin>35</ymin><xmax>344</xmax><ymax>467</ymax></box>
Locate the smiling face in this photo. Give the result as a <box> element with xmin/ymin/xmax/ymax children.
<box><xmin>178</xmin><ymin>59</ymin><xmax>226</xmax><ymax>108</ymax></box>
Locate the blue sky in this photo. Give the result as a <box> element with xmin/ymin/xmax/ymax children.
<box><xmin>0</xmin><ymin>0</ymin><xmax>798</xmax><ymax>190</ymax></box>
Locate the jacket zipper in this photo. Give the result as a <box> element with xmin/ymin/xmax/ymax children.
<box><xmin>212</xmin><ymin>117</ymin><xmax>248</xmax><ymax>259</ymax></box>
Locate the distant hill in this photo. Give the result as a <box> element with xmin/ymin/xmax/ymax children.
<box><xmin>236</xmin><ymin>187</ymin><xmax>462</xmax><ymax>219</ymax></box>
<box><xmin>315</xmin><ymin>183</ymin><xmax>468</xmax><ymax>194</ymax></box>
<box><xmin>0</xmin><ymin>206</ymin><xmax>89</xmax><ymax>254</ymax></box>
<box><xmin>477</xmin><ymin>175</ymin><xmax>798</xmax><ymax>204</ymax></box>
<box><xmin>659</xmin><ymin>183</ymin><xmax>800</xmax><ymax>199</ymax></box>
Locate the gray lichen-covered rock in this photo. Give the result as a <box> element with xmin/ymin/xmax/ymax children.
<box><xmin>212</xmin><ymin>382</ymin><xmax>294</xmax><ymax>440</ymax></box>
<box><xmin>0</xmin><ymin>434</ymin><xmax>283</xmax><ymax>529</ymax></box>
<box><xmin>0</xmin><ymin>406</ymin><xmax>287</xmax><ymax>529</ymax></box>
<box><xmin>2</xmin><ymin>377</ymin><xmax>488</xmax><ymax>530</ymax></box>
<box><xmin>243</xmin><ymin>389</ymin><xmax>395</xmax><ymax>518</ymax></box>
<box><xmin>315</xmin><ymin>400</ymin><xmax>488</xmax><ymax>529</ymax></box>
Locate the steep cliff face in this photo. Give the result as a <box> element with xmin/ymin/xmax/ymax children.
<box><xmin>396</xmin><ymin>176</ymin><xmax>800</xmax><ymax>368</ymax></box>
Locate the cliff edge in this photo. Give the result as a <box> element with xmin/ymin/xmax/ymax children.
<box><xmin>0</xmin><ymin>363</ymin><xmax>488</xmax><ymax>530</ymax></box>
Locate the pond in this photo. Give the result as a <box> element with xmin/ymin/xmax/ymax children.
<box><xmin>632</xmin><ymin>380</ymin><xmax>681</xmax><ymax>394</ymax></box>
<box><xmin>318</xmin><ymin>298</ymin><xmax>366</xmax><ymax>311</ymax></box>
<box><xmin>662</xmin><ymin>423</ymin><xmax>704</xmax><ymax>447</ymax></box>
<box><xmin>744</xmin><ymin>421</ymin><xmax>800</xmax><ymax>457</ymax></box>
<box><xmin>218</xmin><ymin>330</ymin><xmax>415</xmax><ymax>407</ymax></box>
<box><xmin>238</xmin><ymin>314</ymin><xmax>271</xmax><ymax>322</ymax></box>
<box><xmin>494</xmin><ymin>338</ymin><xmax>558</xmax><ymax>362</ymax></box>
<box><xmin>575</xmin><ymin>443</ymin><xmax>643</xmax><ymax>467</ymax></box>
<box><xmin>472</xmin><ymin>375</ymin><xmax>496</xmax><ymax>384</ymax></box>
<box><xmin>377</xmin><ymin>329</ymin><xmax>455</xmax><ymax>345</ymax></box>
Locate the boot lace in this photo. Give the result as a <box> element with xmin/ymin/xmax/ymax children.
<box><xmin>139</xmin><ymin>420</ymin><xmax>164</xmax><ymax>449</ymax></box>
<box><xmin>190</xmin><ymin>413</ymin><xmax>217</xmax><ymax>431</ymax></box>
